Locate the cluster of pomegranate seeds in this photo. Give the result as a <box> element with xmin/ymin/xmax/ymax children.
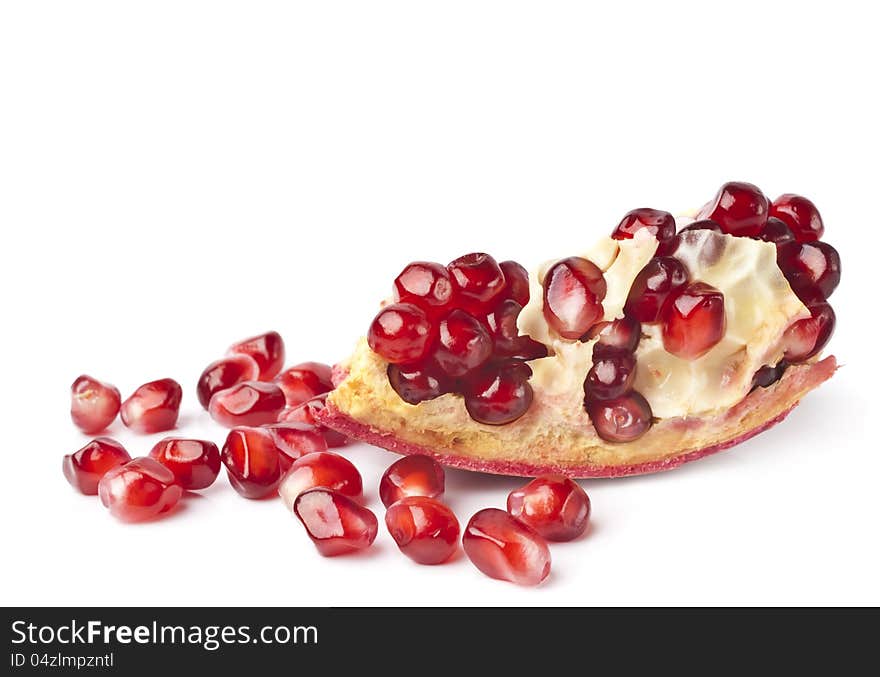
<box><xmin>148</xmin><ymin>438</ymin><xmax>220</xmax><ymax>491</ymax></box>
<box><xmin>369</xmin><ymin>253</ymin><xmax>546</xmax><ymax>426</ymax></box>
<box><xmin>221</xmin><ymin>427</ymin><xmax>285</xmax><ymax>499</ymax></box>
<box><xmin>70</xmin><ymin>375</ymin><xmax>121</xmax><ymax>434</ymax></box>
<box><xmin>278</xmin><ymin>452</ymin><xmax>363</xmax><ymax>510</ymax></box>
<box><xmin>208</xmin><ymin>380</ymin><xmax>286</xmax><ymax>428</ymax></box>
<box><xmin>293</xmin><ymin>488</ymin><xmax>378</xmax><ymax>556</ymax></box>
<box><xmin>196</xmin><ymin>355</ymin><xmax>259</xmax><ymax>409</ymax></box>
<box><xmin>63</xmin><ymin>437</ymin><xmax>131</xmax><ymax>495</ymax></box>
<box><xmin>98</xmin><ymin>457</ymin><xmax>184</xmax><ymax>522</ymax></box>
<box><xmin>507</xmin><ymin>475</ymin><xmax>590</xmax><ymax>542</ymax></box>
<box><xmin>120</xmin><ymin>378</ymin><xmax>183</xmax><ymax>434</ymax></box>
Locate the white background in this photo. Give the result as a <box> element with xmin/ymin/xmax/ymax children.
<box><xmin>1</xmin><ymin>1</ymin><xmax>878</xmax><ymax>606</ymax></box>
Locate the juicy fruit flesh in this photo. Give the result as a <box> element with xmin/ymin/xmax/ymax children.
<box><xmin>70</xmin><ymin>375</ymin><xmax>121</xmax><ymax>434</ymax></box>
<box><xmin>63</xmin><ymin>437</ymin><xmax>131</xmax><ymax>495</ymax></box>
<box><xmin>462</xmin><ymin>508</ymin><xmax>551</xmax><ymax>586</ymax></box>
<box><xmin>221</xmin><ymin>427</ymin><xmax>284</xmax><ymax>499</ymax></box>
<box><xmin>379</xmin><ymin>454</ymin><xmax>445</xmax><ymax>508</ymax></box>
<box><xmin>98</xmin><ymin>457</ymin><xmax>183</xmax><ymax>522</ymax></box>
<box><xmin>208</xmin><ymin>380</ymin><xmax>286</xmax><ymax>428</ymax></box>
<box><xmin>278</xmin><ymin>451</ymin><xmax>362</xmax><ymax>510</ymax></box>
<box><xmin>624</xmin><ymin>256</ymin><xmax>689</xmax><ymax>323</ymax></box>
<box><xmin>507</xmin><ymin>475</ymin><xmax>591</xmax><ymax>542</ymax></box>
<box><xmin>542</xmin><ymin>256</ymin><xmax>607</xmax><ymax>339</ymax></box>
<box><xmin>698</xmin><ymin>181</ymin><xmax>769</xmax><ymax>237</ymax></box>
<box><xmin>120</xmin><ymin>378</ymin><xmax>183</xmax><ymax>434</ymax></box>
<box><xmin>228</xmin><ymin>331</ymin><xmax>285</xmax><ymax>381</ymax></box>
<box><xmin>196</xmin><ymin>355</ymin><xmax>259</xmax><ymax>410</ymax></box>
<box><xmin>385</xmin><ymin>496</ymin><xmax>460</xmax><ymax>565</ymax></box>
<box><xmin>293</xmin><ymin>488</ymin><xmax>378</xmax><ymax>557</ymax></box>
<box><xmin>149</xmin><ymin>438</ymin><xmax>221</xmax><ymax>491</ymax></box>
<box><xmin>368</xmin><ymin>303</ymin><xmax>435</xmax><ymax>365</ymax></box>
<box><xmin>661</xmin><ymin>282</ymin><xmax>726</xmax><ymax>360</ymax></box>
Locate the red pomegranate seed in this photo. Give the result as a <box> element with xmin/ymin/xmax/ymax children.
<box><xmin>70</xmin><ymin>375</ymin><xmax>121</xmax><ymax>434</ymax></box>
<box><xmin>368</xmin><ymin>302</ymin><xmax>435</xmax><ymax>364</ymax></box>
<box><xmin>278</xmin><ymin>451</ymin><xmax>363</xmax><ymax>510</ymax></box>
<box><xmin>507</xmin><ymin>475</ymin><xmax>591</xmax><ymax>542</ymax></box>
<box><xmin>586</xmin><ymin>391</ymin><xmax>653</xmax><ymax>443</ymax></box>
<box><xmin>209</xmin><ymin>380</ymin><xmax>285</xmax><ymax>428</ymax></box>
<box><xmin>586</xmin><ymin>316</ymin><xmax>642</xmax><ymax>353</ymax></box>
<box><xmin>379</xmin><ymin>454</ymin><xmax>445</xmax><ymax>508</ymax></box>
<box><xmin>385</xmin><ymin>496</ymin><xmax>460</xmax><ymax>565</ymax></box>
<box><xmin>462</xmin><ymin>508</ymin><xmax>551</xmax><ymax>586</ymax></box>
<box><xmin>387</xmin><ymin>361</ymin><xmax>451</xmax><ymax>404</ymax></box>
<box><xmin>499</xmin><ymin>260</ymin><xmax>530</xmax><ymax>306</ymax></box>
<box><xmin>433</xmin><ymin>309</ymin><xmax>493</xmax><ymax>378</ymax></box>
<box><xmin>486</xmin><ymin>300</ymin><xmax>547</xmax><ymax>360</ymax></box>
<box><xmin>393</xmin><ymin>261</ymin><xmax>454</xmax><ymax>316</ymax></box>
<box><xmin>120</xmin><ymin>378</ymin><xmax>182</xmax><ymax>434</ymax></box>
<box><xmin>263</xmin><ymin>423</ymin><xmax>328</xmax><ymax>465</ymax></box>
<box><xmin>228</xmin><ymin>331</ymin><xmax>285</xmax><ymax>381</ymax></box>
<box><xmin>275</xmin><ymin>361</ymin><xmax>334</xmax><ymax>407</ymax></box>
<box><xmin>771</xmin><ymin>193</ymin><xmax>824</xmax><ymax>242</ymax></box>
<box><xmin>697</xmin><ymin>181</ymin><xmax>769</xmax><ymax>237</ymax></box>
<box><xmin>464</xmin><ymin>361</ymin><xmax>534</xmax><ymax>426</ymax></box>
<box><xmin>277</xmin><ymin>394</ymin><xmax>348</xmax><ymax>448</ymax></box>
<box><xmin>447</xmin><ymin>252</ymin><xmax>506</xmax><ymax>314</ymax></box>
<box><xmin>776</xmin><ymin>241</ymin><xmax>841</xmax><ymax>303</ymax></box>
<box><xmin>148</xmin><ymin>437</ymin><xmax>220</xmax><ymax>491</ymax></box>
<box><xmin>758</xmin><ymin>217</ymin><xmax>796</xmax><ymax>247</ymax></box>
<box><xmin>63</xmin><ymin>437</ymin><xmax>131</xmax><ymax>495</ymax></box>
<box><xmin>585</xmin><ymin>350</ymin><xmax>636</xmax><ymax>400</ymax></box>
<box><xmin>662</xmin><ymin>282</ymin><xmax>726</xmax><ymax>359</ymax></box>
<box><xmin>98</xmin><ymin>457</ymin><xmax>183</xmax><ymax>522</ymax></box>
<box><xmin>196</xmin><ymin>355</ymin><xmax>259</xmax><ymax>410</ymax></box>
<box><xmin>783</xmin><ymin>302</ymin><xmax>835</xmax><ymax>363</ymax></box>
<box><xmin>221</xmin><ymin>427</ymin><xmax>284</xmax><ymax>499</ymax></box>
<box><xmin>293</xmin><ymin>488</ymin><xmax>378</xmax><ymax>557</ymax></box>
<box><xmin>624</xmin><ymin>256</ymin><xmax>689</xmax><ymax>323</ymax></box>
<box><xmin>752</xmin><ymin>361</ymin><xmax>787</xmax><ymax>390</ymax></box>
<box><xmin>611</xmin><ymin>208</ymin><xmax>676</xmax><ymax>243</ymax></box>
<box><xmin>542</xmin><ymin>257</ymin><xmax>607</xmax><ymax>339</ymax></box>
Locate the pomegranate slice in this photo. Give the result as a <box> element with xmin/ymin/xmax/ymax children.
<box><xmin>277</xmin><ymin>393</ymin><xmax>348</xmax><ymax>447</ymax></box>
<box><xmin>221</xmin><ymin>427</ymin><xmax>284</xmax><ymax>499</ymax></box>
<box><xmin>70</xmin><ymin>375</ymin><xmax>121</xmax><ymax>434</ymax></box>
<box><xmin>499</xmin><ymin>260</ymin><xmax>530</xmax><ymax>306</ymax></box>
<box><xmin>698</xmin><ymin>181</ymin><xmax>769</xmax><ymax>237</ymax></box>
<box><xmin>462</xmin><ymin>508</ymin><xmax>551</xmax><ymax>586</ymax></box>
<box><xmin>586</xmin><ymin>316</ymin><xmax>642</xmax><ymax>354</ymax></box>
<box><xmin>387</xmin><ymin>361</ymin><xmax>451</xmax><ymax>405</ymax></box>
<box><xmin>393</xmin><ymin>261</ymin><xmax>454</xmax><ymax>316</ymax></box>
<box><xmin>275</xmin><ymin>362</ymin><xmax>334</xmax><ymax>407</ymax></box>
<box><xmin>368</xmin><ymin>303</ymin><xmax>435</xmax><ymax>364</ymax></box>
<box><xmin>434</xmin><ymin>309</ymin><xmax>493</xmax><ymax>378</ymax></box>
<box><xmin>783</xmin><ymin>302</ymin><xmax>835</xmax><ymax>363</ymax></box>
<box><xmin>379</xmin><ymin>454</ymin><xmax>445</xmax><ymax>508</ymax></box>
<box><xmin>228</xmin><ymin>331</ymin><xmax>285</xmax><ymax>381</ymax></box>
<box><xmin>63</xmin><ymin>437</ymin><xmax>131</xmax><ymax>495</ymax></box>
<box><xmin>120</xmin><ymin>378</ymin><xmax>182</xmax><ymax>434</ymax></box>
<box><xmin>196</xmin><ymin>355</ymin><xmax>259</xmax><ymax>410</ymax></box>
<box><xmin>507</xmin><ymin>475</ymin><xmax>591</xmax><ymax>541</ymax></box>
<box><xmin>149</xmin><ymin>438</ymin><xmax>220</xmax><ymax>491</ymax></box>
<box><xmin>278</xmin><ymin>451</ymin><xmax>362</xmax><ymax>510</ymax></box>
<box><xmin>586</xmin><ymin>392</ymin><xmax>653</xmax><ymax>443</ymax></box>
<box><xmin>447</xmin><ymin>252</ymin><xmax>506</xmax><ymax>314</ymax></box>
<box><xmin>293</xmin><ymin>488</ymin><xmax>378</xmax><ymax>557</ymax></box>
<box><xmin>662</xmin><ymin>282</ymin><xmax>726</xmax><ymax>359</ymax></box>
<box><xmin>611</xmin><ymin>207</ymin><xmax>676</xmax><ymax>243</ymax></box>
<box><xmin>97</xmin><ymin>457</ymin><xmax>183</xmax><ymax>522</ymax></box>
<box><xmin>464</xmin><ymin>361</ymin><xmax>534</xmax><ymax>426</ymax></box>
<box><xmin>776</xmin><ymin>240</ymin><xmax>841</xmax><ymax>303</ymax></box>
<box><xmin>771</xmin><ymin>193</ymin><xmax>824</xmax><ymax>242</ymax></box>
<box><xmin>542</xmin><ymin>256</ymin><xmax>607</xmax><ymax>339</ymax></box>
<box><xmin>585</xmin><ymin>350</ymin><xmax>636</xmax><ymax>400</ymax></box>
<box><xmin>263</xmin><ymin>423</ymin><xmax>328</xmax><ymax>464</ymax></box>
<box><xmin>208</xmin><ymin>381</ymin><xmax>286</xmax><ymax>428</ymax></box>
<box><xmin>385</xmin><ymin>496</ymin><xmax>460</xmax><ymax>564</ymax></box>
<box><xmin>623</xmin><ymin>256</ymin><xmax>689</xmax><ymax>323</ymax></box>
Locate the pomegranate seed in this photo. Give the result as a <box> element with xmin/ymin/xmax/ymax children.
<box><xmin>275</xmin><ymin>361</ymin><xmax>334</xmax><ymax>407</ymax></box>
<box><xmin>221</xmin><ymin>427</ymin><xmax>284</xmax><ymax>499</ymax></box>
<box><xmin>698</xmin><ymin>181</ymin><xmax>769</xmax><ymax>237</ymax></box>
<box><xmin>278</xmin><ymin>451</ymin><xmax>363</xmax><ymax>510</ymax></box>
<box><xmin>447</xmin><ymin>252</ymin><xmax>506</xmax><ymax>313</ymax></box>
<box><xmin>624</xmin><ymin>256</ymin><xmax>689</xmax><ymax>323</ymax></box>
<box><xmin>486</xmin><ymin>300</ymin><xmax>547</xmax><ymax>360</ymax></box>
<box><xmin>611</xmin><ymin>208</ymin><xmax>676</xmax><ymax>243</ymax></box>
<box><xmin>120</xmin><ymin>378</ymin><xmax>182</xmax><ymax>434</ymax></box>
<box><xmin>542</xmin><ymin>257</ymin><xmax>607</xmax><ymax>339</ymax></box>
<box><xmin>209</xmin><ymin>380</ymin><xmax>286</xmax><ymax>428</ymax></box>
<box><xmin>752</xmin><ymin>361</ymin><xmax>787</xmax><ymax>390</ymax></box>
<box><xmin>783</xmin><ymin>302</ymin><xmax>835</xmax><ymax>363</ymax></box>
<box><xmin>379</xmin><ymin>454</ymin><xmax>445</xmax><ymax>508</ymax></box>
<box><xmin>368</xmin><ymin>302</ymin><xmax>435</xmax><ymax>364</ymax></box>
<box><xmin>662</xmin><ymin>282</ymin><xmax>726</xmax><ymax>359</ymax></box>
<box><xmin>586</xmin><ymin>391</ymin><xmax>653</xmax><ymax>443</ymax></box>
<box><xmin>507</xmin><ymin>475</ymin><xmax>591</xmax><ymax>542</ymax></box>
<box><xmin>148</xmin><ymin>438</ymin><xmax>220</xmax><ymax>491</ymax></box>
<box><xmin>387</xmin><ymin>361</ymin><xmax>451</xmax><ymax>404</ymax></box>
<box><xmin>62</xmin><ymin>437</ymin><xmax>131</xmax><ymax>495</ymax></box>
<box><xmin>70</xmin><ymin>375</ymin><xmax>121</xmax><ymax>434</ymax></box>
<box><xmin>277</xmin><ymin>394</ymin><xmax>348</xmax><ymax>448</ymax></box>
<box><xmin>585</xmin><ymin>316</ymin><xmax>642</xmax><ymax>354</ymax></box>
<box><xmin>585</xmin><ymin>350</ymin><xmax>636</xmax><ymax>400</ymax></box>
<box><xmin>385</xmin><ymin>496</ymin><xmax>460</xmax><ymax>565</ymax></box>
<box><xmin>293</xmin><ymin>488</ymin><xmax>378</xmax><ymax>557</ymax></box>
<box><xmin>777</xmin><ymin>241</ymin><xmax>841</xmax><ymax>303</ymax></box>
<box><xmin>98</xmin><ymin>457</ymin><xmax>183</xmax><ymax>522</ymax></box>
<box><xmin>499</xmin><ymin>260</ymin><xmax>530</xmax><ymax>306</ymax></box>
<box><xmin>462</xmin><ymin>508</ymin><xmax>551</xmax><ymax>586</ymax></box>
<box><xmin>771</xmin><ymin>193</ymin><xmax>824</xmax><ymax>242</ymax></box>
<box><xmin>393</xmin><ymin>261</ymin><xmax>453</xmax><ymax>315</ymax></box>
<box><xmin>433</xmin><ymin>309</ymin><xmax>493</xmax><ymax>378</ymax></box>
<box><xmin>464</xmin><ymin>360</ymin><xmax>534</xmax><ymax>426</ymax></box>
<box><xmin>263</xmin><ymin>423</ymin><xmax>328</xmax><ymax>465</ymax></box>
<box><xmin>228</xmin><ymin>331</ymin><xmax>285</xmax><ymax>381</ymax></box>
<box><xmin>758</xmin><ymin>217</ymin><xmax>796</xmax><ymax>247</ymax></box>
<box><xmin>196</xmin><ymin>355</ymin><xmax>259</xmax><ymax>410</ymax></box>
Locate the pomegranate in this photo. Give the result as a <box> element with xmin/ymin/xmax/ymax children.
<box><xmin>208</xmin><ymin>380</ymin><xmax>286</xmax><ymax>428</ymax></box>
<box><xmin>98</xmin><ymin>457</ymin><xmax>183</xmax><ymax>522</ymax></box>
<box><xmin>368</xmin><ymin>303</ymin><xmax>435</xmax><ymax>364</ymax></box>
<box><xmin>385</xmin><ymin>496</ymin><xmax>460</xmax><ymax>564</ymax></box>
<box><xmin>507</xmin><ymin>475</ymin><xmax>591</xmax><ymax>541</ymax></box>
<box><xmin>499</xmin><ymin>260</ymin><xmax>530</xmax><ymax>306</ymax></box>
<box><xmin>196</xmin><ymin>355</ymin><xmax>259</xmax><ymax>410</ymax></box>
<box><xmin>63</xmin><ymin>437</ymin><xmax>131</xmax><ymax>495</ymax></box>
<box><xmin>228</xmin><ymin>331</ymin><xmax>285</xmax><ymax>381</ymax></box>
<box><xmin>771</xmin><ymin>193</ymin><xmax>824</xmax><ymax>242</ymax></box>
<box><xmin>611</xmin><ymin>207</ymin><xmax>676</xmax><ymax>243</ymax></box>
<box><xmin>462</xmin><ymin>508</ymin><xmax>551</xmax><ymax>586</ymax></box>
<box><xmin>662</xmin><ymin>282</ymin><xmax>726</xmax><ymax>359</ymax></box>
<box><xmin>293</xmin><ymin>488</ymin><xmax>378</xmax><ymax>556</ymax></box>
<box><xmin>148</xmin><ymin>438</ymin><xmax>220</xmax><ymax>491</ymax></box>
<box><xmin>70</xmin><ymin>375</ymin><xmax>121</xmax><ymax>434</ymax></box>
<box><xmin>433</xmin><ymin>309</ymin><xmax>493</xmax><ymax>378</ymax></box>
<box><xmin>624</xmin><ymin>256</ymin><xmax>689</xmax><ymax>323</ymax></box>
<box><xmin>783</xmin><ymin>302</ymin><xmax>836</xmax><ymax>363</ymax></box>
<box><xmin>586</xmin><ymin>392</ymin><xmax>653</xmax><ymax>443</ymax></box>
<box><xmin>393</xmin><ymin>261</ymin><xmax>454</xmax><ymax>316</ymax></box>
<box><xmin>120</xmin><ymin>378</ymin><xmax>182</xmax><ymax>434</ymax></box>
<box><xmin>275</xmin><ymin>362</ymin><xmax>334</xmax><ymax>407</ymax></box>
<box><xmin>698</xmin><ymin>181</ymin><xmax>769</xmax><ymax>237</ymax></box>
<box><xmin>776</xmin><ymin>240</ymin><xmax>841</xmax><ymax>303</ymax></box>
<box><xmin>464</xmin><ymin>361</ymin><xmax>534</xmax><ymax>426</ymax></box>
<box><xmin>387</xmin><ymin>361</ymin><xmax>451</xmax><ymax>404</ymax></box>
<box><xmin>379</xmin><ymin>454</ymin><xmax>445</xmax><ymax>508</ymax></box>
<box><xmin>447</xmin><ymin>252</ymin><xmax>506</xmax><ymax>314</ymax></box>
<box><xmin>542</xmin><ymin>257</ymin><xmax>607</xmax><ymax>339</ymax></box>
<box><xmin>221</xmin><ymin>427</ymin><xmax>284</xmax><ymax>499</ymax></box>
<box><xmin>585</xmin><ymin>350</ymin><xmax>636</xmax><ymax>400</ymax></box>
<box><xmin>278</xmin><ymin>452</ymin><xmax>362</xmax><ymax>510</ymax></box>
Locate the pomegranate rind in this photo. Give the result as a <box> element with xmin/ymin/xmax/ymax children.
<box><xmin>319</xmin><ymin>356</ymin><xmax>836</xmax><ymax>478</ymax></box>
